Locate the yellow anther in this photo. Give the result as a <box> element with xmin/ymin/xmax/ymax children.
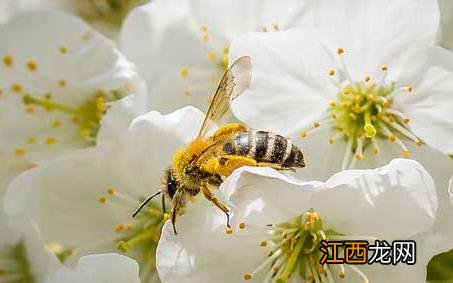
<box><xmin>98</xmin><ymin>196</ymin><xmax>107</xmax><ymax>204</ymax></box>
<box><xmin>372</xmin><ymin>147</ymin><xmax>379</xmax><ymax>155</ymax></box>
<box><xmin>206</xmin><ymin>51</ymin><xmax>217</xmax><ymax>61</ymax></box>
<box><xmin>313</xmin><ymin>121</ymin><xmax>320</xmax><ymax>128</ymax></box>
<box><xmin>328</xmin><ymin>137</ymin><xmax>335</xmax><ymax>144</ymax></box>
<box><xmin>58</xmin><ymin>79</ymin><xmax>66</xmax><ymax>87</ymax></box>
<box><xmin>27</xmin><ymin>137</ymin><xmax>37</xmax><ymax>144</ymax></box>
<box><xmin>416</xmin><ymin>140</ymin><xmax>424</xmax><ymax>147</ymax></box>
<box><xmin>116</xmin><ymin>241</ymin><xmax>129</xmax><ymax>252</ymax></box>
<box><xmin>163</xmin><ymin>213</ymin><xmax>171</xmax><ymax>221</ymax></box>
<box><xmin>26</xmin><ymin>61</ymin><xmax>38</xmax><ymax>72</ymax></box>
<box><xmin>59</xmin><ymin>46</ymin><xmax>68</xmax><ymax>54</ymax></box>
<box><xmin>402</xmin><ymin>150</ymin><xmax>410</xmax><ymax>158</ymax></box>
<box><xmin>81</xmin><ymin>33</ymin><xmax>92</xmax><ymax>42</ymax></box>
<box><xmin>201</xmin><ymin>25</ymin><xmax>208</xmax><ymax>33</ymax></box>
<box><xmin>244</xmin><ymin>273</ymin><xmax>252</xmax><ymax>280</ymax></box>
<box><xmin>115</xmin><ymin>224</ymin><xmax>126</xmax><ymax>232</ymax></box>
<box><xmin>78</xmin><ymin>127</ymin><xmax>91</xmax><ymax>138</ymax></box>
<box><xmin>14</xmin><ymin>148</ymin><xmax>26</xmax><ymax>156</ymax></box>
<box><xmin>262</xmin><ymin>26</ymin><xmax>268</xmax><ymax>32</ymax></box>
<box><xmin>388</xmin><ymin>135</ymin><xmax>396</xmax><ymax>143</ymax></box>
<box><xmin>239</xmin><ymin>222</ymin><xmax>246</xmax><ymax>229</ymax></box>
<box><xmin>107</xmin><ymin>187</ymin><xmax>116</xmax><ymax>195</ymax></box>
<box><xmin>184</xmin><ymin>90</ymin><xmax>192</xmax><ymax>96</ymax></box>
<box><xmin>403</xmin><ymin>118</ymin><xmax>410</xmax><ymax>124</ymax></box>
<box><xmin>44</xmin><ymin>137</ymin><xmax>57</xmax><ymax>146</ymax></box>
<box><xmin>25</xmin><ymin>107</ymin><xmax>35</xmax><ymax>114</ymax></box>
<box><xmin>405</xmin><ymin>85</ymin><xmax>413</xmax><ymax>93</ymax></box>
<box><xmin>364</xmin><ymin>74</ymin><xmax>371</xmax><ymax>82</ymax></box>
<box><xmin>11</xmin><ymin>83</ymin><xmax>23</xmax><ymax>94</ymax></box>
<box><xmin>336</xmin><ymin>47</ymin><xmax>344</xmax><ymax>55</ymax></box>
<box><xmin>300</xmin><ymin>131</ymin><xmax>308</xmax><ymax>138</ymax></box>
<box><xmin>381</xmin><ymin>64</ymin><xmax>388</xmax><ymax>72</ymax></box>
<box><xmin>44</xmin><ymin>93</ymin><xmax>52</xmax><ymax>100</ymax></box>
<box><xmin>3</xmin><ymin>55</ymin><xmax>13</xmax><ymax>67</ymax></box>
<box><xmin>202</xmin><ymin>34</ymin><xmax>209</xmax><ymax>42</ymax></box>
<box><xmin>355</xmin><ymin>154</ymin><xmax>364</xmax><ymax>160</ymax></box>
<box><xmin>364</xmin><ymin>123</ymin><xmax>376</xmax><ymax>138</ymax></box>
<box><xmin>328</xmin><ymin>69</ymin><xmax>336</xmax><ymax>76</ymax></box>
<box><xmin>331</xmin><ymin>114</ymin><xmax>337</xmax><ymax>119</ymax></box>
<box><xmin>329</xmin><ymin>100</ymin><xmax>337</xmax><ymax>107</ymax></box>
<box><xmin>273</xmin><ymin>23</ymin><xmax>280</xmax><ymax>31</ymax></box>
<box><xmin>225</xmin><ymin>227</ymin><xmax>233</xmax><ymax>235</ymax></box>
<box><xmin>260</xmin><ymin>240</ymin><xmax>267</xmax><ymax>247</ymax></box>
<box><xmin>52</xmin><ymin>120</ymin><xmax>61</xmax><ymax>129</ymax></box>
<box><xmin>339</xmin><ymin>272</ymin><xmax>346</xmax><ymax>279</ymax></box>
<box><xmin>180</xmin><ymin>67</ymin><xmax>189</xmax><ymax>78</ymax></box>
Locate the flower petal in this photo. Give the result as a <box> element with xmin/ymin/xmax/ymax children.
<box><xmin>46</xmin><ymin>253</ymin><xmax>141</xmax><ymax>283</ymax></box>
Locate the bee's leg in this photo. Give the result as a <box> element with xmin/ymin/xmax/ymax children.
<box><xmin>200</xmin><ymin>184</ymin><xmax>231</xmax><ymax>228</ymax></box>
<box><xmin>171</xmin><ymin>207</ymin><xmax>178</xmax><ymax>235</ymax></box>
<box><xmin>255</xmin><ymin>162</ymin><xmax>288</xmax><ymax>171</ymax></box>
<box><xmin>212</xmin><ymin>123</ymin><xmax>247</xmax><ymax>142</ymax></box>
<box><xmin>161</xmin><ymin>194</ymin><xmax>166</xmax><ymax>214</ymax></box>
<box><xmin>171</xmin><ymin>190</ymin><xmax>184</xmax><ymax>235</ymax></box>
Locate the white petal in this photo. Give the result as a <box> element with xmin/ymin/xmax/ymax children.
<box><xmin>0</xmin><ymin>10</ymin><xmax>140</xmax><ymax>162</ymax></box>
<box><xmin>449</xmin><ymin>176</ymin><xmax>453</xmax><ymax>205</ymax></box>
<box><xmin>439</xmin><ymin>0</ymin><xmax>453</xmax><ymax>50</ymax></box>
<box><xmin>230</xmin><ymin>28</ymin><xmax>335</xmax><ymax>135</ymax></box>
<box><xmin>308</xmin><ymin>0</ymin><xmax>439</xmax><ymax>77</ymax></box>
<box><xmin>46</xmin><ymin>253</ymin><xmax>140</xmax><ymax>283</ymax></box>
<box><xmin>0</xmin><ymin>151</ymin><xmax>34</xmax><ymax>195</ymax></box>
<box><xmin>312</xmin><ymin>159</ymin><xmax>437</xmax><ymax>238</ymax></box>
<box><xmin>393</xmin><ymin>47</ymin><xmax>453</xmax><ymax>154</ymax></box>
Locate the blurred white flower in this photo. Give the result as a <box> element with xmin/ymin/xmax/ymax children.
<box><xmin>157</xmin><ymin>159</ymin><xmax>439</xmax><ymax>283</ymax></box>
<box><xmin>438</xmin><ymin>0</ymin><xmax>453</xmax><ymax>51</ymax></box>
<box><xmin>4</xmin><ymin>106</ymin><xmax>206</xmax><ymax>282</ymax></box>
<box><xmin>0</xmin><ymin>10</ymin><xmax>149</xmax><ymax>165</ymax></box>
<box><xmin>46</xmin><ymin>253</ymin><xmax>141</xmax><ymax>283</ymax></box>
<box><xmin>119</xmin><ymin>0</ymin><xmax>310</xmax><ymax>112</ymax></box>
<box><xmin>0</xmin><ymin>206</ymin><xmax>60</xmax><ymax>283</ymax></box>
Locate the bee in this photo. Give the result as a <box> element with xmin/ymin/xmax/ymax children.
<box><xmin>133</xmin><ymin>56</ymin><xmax>305</xmax><ymax>234</ymax></box>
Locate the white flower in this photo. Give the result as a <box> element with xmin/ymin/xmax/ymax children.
<box><xmin>157</xmin><ymin>159</ymin><xmax>438</xmax><ymax>283</ymax></box>
<box><xmin>228</xmin><ymin>0</ymin><xmax>453</xmax><ymax>244</ymax></box>
<box><xmin>0</xmin><ymin>10</ymin><xmax>149</xmax><ymax>164</ymax></box>
<box><xmin>4</xmin><ymin>106</ymin><xmax>205</xmax><ymax>282</ymax></box>
<box><xmin>46</xmin><ymin>253</ymin><xmax>141</xmax><ymax>283</ymax></box>
<box><xmin>0</xmin><ymin>205</ymin><xmax>60</xmax><ymax>283</ymax></box>
<box><xmin>119</xmin><ymin>0</ymin><xmax>310</xmax><ymax>112</ymax></box>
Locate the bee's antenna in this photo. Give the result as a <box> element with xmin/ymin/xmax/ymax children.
<box><xmin>132</xmin><ymin>190</ymin><xmax>162</xmax><ymax>218</ymax></box>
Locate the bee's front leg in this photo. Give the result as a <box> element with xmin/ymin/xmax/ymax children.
<box><xmin>171</xmin><ymin>190</ymin><xmax>184</xmax><ymax>235</ymax></box>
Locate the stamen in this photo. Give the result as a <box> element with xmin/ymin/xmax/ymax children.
<box><xmin>341</xmin><ymin>138</ymin><xmax>353</xmax><ymax>170</ymax></box>
<box><xmin>347</xmin><ymin>265</ymin><xmax>369</xmax><ymax>283</ymax></box>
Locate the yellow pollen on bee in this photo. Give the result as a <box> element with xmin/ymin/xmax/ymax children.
<box><xmin>44</xmin><ymin>137</ymin><xmax>57</xmax><ymax>146</ymax></box>
<box><xmin>273</xmin><ymin>23</ymin><xmax>280</xmax><ymax>31</ymax></box>
<box><xmin>402</xmin><ymin>150</ymin><xmax>410</xmax><ymax>158</ymax></box>
<box><xmin>381</xmin><ymin>64</ymin><xmax>388</xmax><ymax>72</ymax></box>
<box><xmin>59</xmin><ymin>46</ymin><xmax>68</xmax><ymax>54</ymax></box>
<box><xmin>206</xmin><ymin>51</ymin><xmax>217</xmax><ymax>61</ymax></box>
<box><xmin>244</xmin><ymin>273</ymin><xmax>252</xmax><ymax>280</ymax></box>
<box><xmin>364</xmin><ymin>74</ymin><xmax>371</xmax><ymax>82</ymax></box>
<box><xmin>26</xmin><ymin>61</ymin><xmax>38</xmax><ymax>72</ymax></box>
<box><xmin>180</xmin><ymin>67</ymin><xmax>189</xmax><ymax>78</ymax></box>
<box><xmin>405</xmin><ymin>85</ymin><xmax>413</xmax><ymax>93</ymax></box>
<box><xmin>27</xmin><ymin>137</ymin><xmax>37</xmax><ymax>144</ymax></box>
<box><xmin>58</xmin><ymin>79</ymin><xmax>66</xmax><ymax>88</ymax></box>
<box><xmin>98</xmin><ymin>196</ymin><xmax>107</xmax><ymax>204</ymax></box>
<box><xmin>260</xmin><ymin>240</ymin><xmax>267</xmax><ymax>247</ymax></box>
<box><xmin>313</xmin><ymin>121</ymin><xmax>320</xmax><ymax>128</ymax></box>
<box><xmin>355</xmin><ymin>154</ymin><xmax>364</xmax><ymax>160</ymax></box>
<box><xmin>328</xmin><ymin>68</ymin><xmax>336</xmax><ymax>76</ymax></box>
<box><xmin>239</xmin><ymin>222</ymin><xmax>246</xmax><ymax>229</ymax></box>
<box><xmin>11</xmin><ymin>83</ymin><xmax>23</xmax><ymax>94</ymax></box>
<box><xmin>3</xmin><ymin>55</ymin><xmax>13</xmax><ymax>67</ymax></box>
<box><xmin>107</xmin><ymin>187</ymin><xmax>116</xmax><ymax>195</ymax></box>
<box><xmin>14</xmin><ymin>148</ymin><xmax>26</xmax><ymax>156</ymax></box>
<box><xmin>52</xmin><ymin>120</ymin><xmax>61</xmax><ymax>129</ymax></box>
<box><xmin>225</xmin><ymin>227</ymin><xmax>233</xmax><ymax>235</ymax></box>
<box><xmin>300</xmin><ymin>131</ymin><xmax>308</xmax><ymax>138</ymax></box>
<box><xmin>336</xmin><ymin>47</ymin><xmax>345</xmax><ymax>55</ymax></box>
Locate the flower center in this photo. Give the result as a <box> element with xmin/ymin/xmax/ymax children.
<box><xmin>300</xmin><ymin>48</ymin><xmax>423</xmax><ymax>169</ymax></box>
<box><xmin>23</xmin><ymin>89</ymin><xmax>124</xmax><ymax>143</ymax></box>
<box><xmin>97</xmin><ymin>187</ymin><xmax>166</xmax><ymax>282</ymax></box>
<box><xmin>241</xmin><ymin>211</ymin><xmax>370</xmax><ymax>283</ymax></box>
<box><xmin>0</xmin><ymin>241</ymin><xmax>35</xmax><ymax>283</ymax></box>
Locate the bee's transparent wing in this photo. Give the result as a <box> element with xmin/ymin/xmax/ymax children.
<box><xmin>197</xmin><ymin>56</ymin><xmax>252</xmax><ymax>138</ymax></box>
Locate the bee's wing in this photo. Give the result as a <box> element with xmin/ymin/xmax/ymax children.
<box><xmin>196</xmin><ymin>56</ymin><xmax>252</xmax><ymax>139</ymax></box>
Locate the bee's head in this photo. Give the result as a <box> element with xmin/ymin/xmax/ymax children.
<box><xmin>161</xmin><ymin>167</ymin><xmax>179</xmax><ymax>200</ymax></box>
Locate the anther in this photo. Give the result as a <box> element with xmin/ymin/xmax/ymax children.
<box><xmin>3</xmin><ymin>55</ymin><xmax>13</xmax><ymax>67</ymax></box>
<box><xmin>27</xmin><ymin>137</ymin><xmax>37</xmax><ymax>144</ymax></box>
<box><xmin>260</xmin><ymin>240</ymin><xmax>267</xmax><ymax>247</ymax></box>
<box><xmin>26</xmin><ymin>61</ymin><xmax>38</xmax><ymax>72</ymax></box>
<box><xmin>244</xmin><ymin>273</ymin><xmax>252</xmax><ymax>280</ymax></box>
<box><xmin>201</xmin><ymin>25</ymin><xmax>208</xmax><ymax>33</ymax></box>
<box><xmin>328</xmin><ymin>69</ymin><xmax>336</xmax><ymax>76</ymax></box>
<box><xmin>328</xmin><ymin>137</ymin><xmax>335</xmax><ymax>144</ymax></box>
<box><xmin>11</xmin><ymin>83</ymin><xmax>23</xmax><ymax>94</ymax></box>
<box><xmin>180</xmin><ymin>67</ymin><xmax>189</xmax><ymax>78</ymax></box>
<box><xmin>364</xmin><ymin>75</ymin><xmax>371</xmax><ymax>82</ymax></box>
<box><xmin>262</xmin><ymin>26</ymin><xmax>268</xmax><ymax>32</ymax></box>
<box><xmin>372</xmin><ymin>147</ymin><xmax>379</xmax><ymax>155</ymax></box>
<box><xmin>388</xmin><ymin>135</ymin><xmax>396</xmax><ymax>143</ymax></box>
<box><xmin>313</xmin><ymin>121</ymin><xmax>320</xmax><ymax>128</ymax></box>
<box><xmin>45</xmin><ymin>137</ymin><xmax>56</xmax><ymax>146</ymax></box>
<box><xmin>339</xmin><ymin>272</ymin><xmax>346</xmax><ymax>279</ymax></box>
<box><xmin>163</xmin><ymin>213</ymin><xmax>171</xmax><ymax>221</ymax></box>
<box><xmin>107</xmin><ymin>187</ymin><xmax>116</xmax><ymax>195</ymax></box>
<box><xmin>225</xmin><ymin>227</ymin><xmax>233</xmax><ymax>235</ymax></box>
<box><xmin>364</xmin><ymin>123</ymin><xmax>376</xmax><ymax>138</ymax></box>
<box><xmin>402</xmin><ymin>150</ymin><xmax>410</xmax><ymax>158</ymax></box>
<box><xmin>273</xmin><ymin>23</ymin><xmax>280</xmax><ymax>31</ymax></box>
<box><xmin>14</xmin><ymin>148</ymin><xmax>26</xmax><ymax>156</ymax></box>
<box><xmin>355</xmin><ymin>154</ymin><xmax>364</xmax><ymax>160</ymax></box>
<box><xmin>98</xmin><ymin>196</ymin><xmax>107</xmax><ymax>204</ymax></box>
<box><xmin>403</xmin><ymin>118</ymin><xmax>410</xmax><ymax>124</ymax></box>
<box><xmin>336</xmin><ymin>48</ymin><xmax>344</xmax><ymax>55</ymax></box>
<box><xmin>381</xmin><ymin>64</ymin><xmax>388</xmax><ymax>72</ymax></box>
<box><xmin>300</xmin><ymin>131</ymin><xmax>308</xmax><ymax>138</ymax></box>
<box><xmin>405</xmin><ymin>85</ymin><xmax>413</xmax><ymax>93</ymax></box>
<box><xmin>239</xmin><ymin>222</ymin><xmax>246</xmax><ymax>229</ymax></box>
<box><xmin>59</xmin><ymin>46</ymin><xmax>68</xmax><ymax>54</ymax></box>
<box><xmin>58</xmin><ymin>79</ymin><xmax>66</xmax><ymax>87</ymax></box>
<box><xmin>52</xmin><ymin>120</ymin><xmax>61</xmax><ymax>129</ymax></box>
<box><xmin>207</xmin><ymin>51</ymin><xmax>217</xmax><ymax>61</ymax></box>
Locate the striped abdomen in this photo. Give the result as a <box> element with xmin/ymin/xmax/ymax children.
<box><xmin>222</xmin><ymin>131</ymin><xmax>305</xmax><ymax>168</ymax></box>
